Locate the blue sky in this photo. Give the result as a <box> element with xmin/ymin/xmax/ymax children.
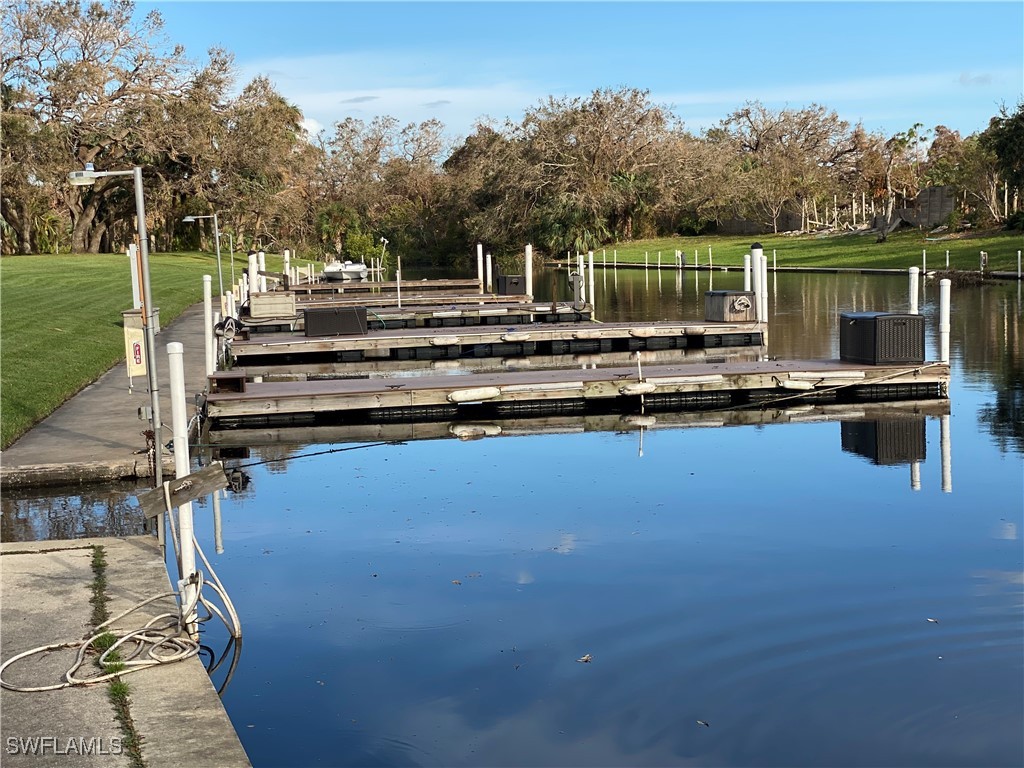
<box><xmin>141</xmin><ymin>1</ymin><xmax>1023</xmax><ymax>144</ymax></box>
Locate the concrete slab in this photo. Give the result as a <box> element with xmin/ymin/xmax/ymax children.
<box><xmin>1</xmin><ymin>537</ymin><xmax>250</xmax><ymax>768</ymax></box>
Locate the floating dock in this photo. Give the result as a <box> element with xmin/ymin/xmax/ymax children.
<box><xmin>204</xmin><ymin>358</ymin><xmax>950</xmax><ymax>428</ymax></box>
<box><xmin>227</xmin><ymin>320</ymin><xmax>765</xmax><ymax>365</ymax></box>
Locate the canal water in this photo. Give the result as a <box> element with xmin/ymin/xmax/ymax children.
<box><xmin>4</xmin><ymin>267</ymin><xmax>1022</xmax><ymax>767</ymax></box>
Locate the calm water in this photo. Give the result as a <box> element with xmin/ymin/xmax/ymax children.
<box><xmin>4</xmin><ymin>267</ymin><xmax>1022</xmax><ymax>767</ymax></box>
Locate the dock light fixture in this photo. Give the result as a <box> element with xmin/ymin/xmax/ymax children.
<box><xmin>182</xmin><ymin>212</ymin><xmax>224</xmax><ymax>296</ymax></box>
<box><xmin>68</xmin><ymin>163</ymin><xmax>163</xmax><ymax>489</ymax></box>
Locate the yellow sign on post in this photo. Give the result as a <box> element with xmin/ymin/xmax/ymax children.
<box><xmin>124</xmin><ymin>325</ymin><xmax>147</xmax><ymax>378</ymax></box>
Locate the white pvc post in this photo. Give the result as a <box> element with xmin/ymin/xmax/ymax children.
<box><xmin>743</xmin><ymin>254</ymin><xmax>752</xmax><ymax>292</ymax></box>
<box><xmin>613</xmin><ymin>249</ymin><xmax>617</xmax><ymax>268</ymax></box>
<box><xmin>396</xmin><ymin>251</ymin><xmax>403</xmax><ymax>309</ymax></box>
<box><xmin>759</xmin><ymin>254</ymin><xmax>768</xmax><ymax>324</ymax></box>
<box><xmin>476</xmin><ymin>243</ymin><xmax>484</xmax><ymax>292</ymax></box>
<box><xmin>751</xmin><ymin>251</ymin><xmax>763</xmax><ymax>322</ymax></box>
<box><xmin>588</xmin><ymin>250</ymin><xmax>595</xmax><ymax>310</ymax></box>
<box><xmin>644</xmin><ymin>251</ymin><xmax>648</xmax><ymax>271</ymax></box>
<box><xmin>283</xmin><ymin>249</ymin><xmax>290</xmax><ymax>281</ymax></box>
<box><xmin>226</xmin><ymin>290</ymin><xmax>236</xmax><ymax>319</ymax></box>
<box><xmin>773</xmin><ymin>249</ymin><xmax>777</xmax><ymax>271</ymax></box>
<box><xmin>257</xmin><ymin>250</ymin><xmax>267</xmax><ymax>292</ymax></box>
<box><xmin>167</xmin><ymin>342</ymin><xmax>198</xmax><ymax>636</ymax></box>
<box><xmin>247</xmin><ymin>253</ymin><xmax>259</xmax><ymax>296</ymax></box>
<box><xmin>203</xmin><ymin>275</ymin><xmax>215</xmax><ymax>377</ymax></box>
<box><xmin>485</xmin><ymin>252</ymin><xmax>493</xmax><ymax>293</ymax></box>
<box><xmin>657</xmin><ymin>251</ymin><xmax>661</xmax><ymax>269</ymax></box>
<box><xmin>940</xmin><ymin>414</ymin><xmax>952</xmax><ymax>493</ymax></box>
<box><xmin>939</xmin><ymin>278</ymin><xmax>951</xmax><ymax>364</ymax></box>
<box><xmin>946</xmin><ymin>250</ymin><xmax>950</xmax><ymax>269</ymax></box>
<box><xmin>708</xmin><ymin>246</ymin><xmax>713</xmax><ymax>269</ymax></box>
<box><xmin>922</xmin><ymin>249</ymin><xmax>927</xmax><ymax>274</ymax></box>
<box><xmin>909</xmin><ymin>266</ymin><xmax>920</xmax><ymax>315</ymax></box>
<box><xmin>525</xmin><ymin>243</ymin><xmax>533</xmax><ymax>298</ymax></box>
<box><xmin>694</xmin><ymin>249</ymin><xmax>699</xmax><ymax>268</ymax></box>
<box><xmin>578</xmin><ymin>253</ymin><xmax>585</xmax><ymax>303</ymax></box>
<box><xmin>1018</xmin><ymin>250</ymin><xmax>1021</xmax><ymax>278</ymax></box>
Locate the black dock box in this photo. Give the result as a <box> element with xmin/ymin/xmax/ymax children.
<box><xmin>705</xmin><ymin>290</ymin><xmax>756</xmax><ymax>322</ymax></box>
<box><xmin>496</xmin><ymin>274</ymin><xmax>527</xmax><ymax>295</ymax></box>
<box><xmin>839</xmin><ymin>312</ymin><xmax>924</xmax><ymax>364</ymax></box>
<box><xmin>304</xmin><ymin>306</ymin><xmax>368</xmax><ymax>336</ymax></box>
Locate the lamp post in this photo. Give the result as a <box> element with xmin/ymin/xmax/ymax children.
<box><xmin>68</xmin><ymin>163</ymin><xmax>162</xmax><ymax>488</ymax></box>
<box><xmin>183</xmin><ymin>212</ymin><xmax>223</xmax><ymax>296</ymax></box>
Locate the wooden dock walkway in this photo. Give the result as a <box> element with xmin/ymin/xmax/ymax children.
<box><xmin>204</xmin><ymin>358</ymin><xmax>950</xmax><ymax>427</ymax></box>
<box><xmin>227</xmin><ymin>320</ymin><xmax>765</xmax><ymax>365</ymax></box>
<box><xmin>203</xmin><ymin>399</ymin><xmax>949</xmax><ymax>450</ymax></box>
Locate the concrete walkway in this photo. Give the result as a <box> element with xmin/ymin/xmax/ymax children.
<box><xmin>1</xmin><ymin>304</ymin><xmax>210</xmax><ymax>488</ymax></box>
<box><xmin>1</xmin><ymin>306</ymin><xmax>251</xmax><ymax>766</ymax></box>
<box><xmin>1</xmin><ymin>537</ymin><xmax>250</xmax><ymax>767</ymax></box>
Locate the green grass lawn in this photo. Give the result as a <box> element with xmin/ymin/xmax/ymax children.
<box><xmin>0</xmin><ymin>249</ymin><xmax>281</xmax><ymax>449</ymax></box>
<box><xmin>1</xmin><ymin>229</ymin><xmax>1021</xmax><ymax>449</ymax></box>
<box><xmin>580</xmin><ymin>228</ymin><xmax>1023</xmax><ymax>271</ymax></box>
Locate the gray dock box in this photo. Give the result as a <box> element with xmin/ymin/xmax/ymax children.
<box><xmin>839</xmin><ymin>312</ymin><xmax>924</xmax><ymax>364</ymax></box>
<box><xmin>304</xmin><ymin>306</ymin><xmax>368</xmax><ymax>336</ymax></box>
<box><xmin>704</xmin><ymin>291</ymin><xmax>756</xmax><ymax>322</ymax></box>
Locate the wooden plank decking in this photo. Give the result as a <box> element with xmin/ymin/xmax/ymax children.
<box><xmin>204</xmin><ymin>358</ymin><xmax>950</xmax><ymax>426</ymax></box>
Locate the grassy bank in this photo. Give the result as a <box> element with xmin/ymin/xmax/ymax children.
<box><xmin>0</xmin><ymin>249</ymin><xmax>280</xmax><ymax>448</ymax></box>
<box><xmin>1</xmin><ymin>229</ymin><xmax>1020</xmax><ymax>448</ymax></box>
<box><xmin>573</xmin><ymin>228</ymin><xmax>1023</xmax><ymax>271</ymax></box>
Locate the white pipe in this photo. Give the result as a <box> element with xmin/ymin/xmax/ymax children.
<box><xmin>909</xmin><ymin>266</ymin><xmax>920</xmax><ymax>315</ymax></box>
<box><xmin>283</xmin><ymin>249</ymin><xmax>290</xmax><ymax>280</ymax></box>
<box><xmin>922</xmin><ymin>249</ymin><xmax>927</xmax><ymax>274</ymax></box>
<box><xmin>485</xmin><ymin>252</ymin><xmax>493</xmax><ymax>293</ymax></box>
<box><xmin>1018</xmin><ymin>250</ymin><xmax>1022</xmax><ymax>278</ymax></box>
<box><xmin>476</xmin><ymin>243</ymin><xmax>484</xmax><ymax>292</ymax></box>
<box><xmin>396</xmin><ymin>251</ymin><xmax>403</xmax><ymax>309</ymax></box>
<box><xmin>743</xmin><ymin>254</ymin><xmax>751</xmax><ymax>292</ymax></box>
<box><xmin>587</xmin><ymin>251</ymin><xmax>595</xmax><ymax>312</ymax></box>
<box><xmin>167</xmin><ymin>342</ymin><xmax>198</xmax><ymax>636</ymax></box>
<box><xmin>203</xmin><ymin>275</ymin><xmax>214</xmax><ymax>377</ymax></box>
<box><xmin>946</xmin><ymin>250</ymin><xmax>950</xmax><ymax>269</ymax></box>
<box><xmin>940</xmin><ymin>414</ymin><xmax>952</xmax><ymax>493</ymax></box>
<box><xmin>257</xmin><ymin>250</ymin><xmax>267</xmax><ymax>292</ymax></box>
<box><xmin>226</xmin><ymin>290</ymin><xmax>236</xmax><ymax>319</ymax></box>
<box><xmin>247</xmin><ymin>254</ymin><xmax>259</xmax><ymax>297</ymax></box>
<box><xmin>578</xmin><ymin>253</ymin><xmax>585</xmax><ymax>303</ymax></box>
<box><xmin>759</xmin><ymin>254</ymin><xmax>768</xmax><ymax>324</ymax></box>
<box><xmin>525</xmin><ymin>243</ymin><xmax>533</xmax><ymax>298</ymax></box>
<box><xmin>939</xmin><ymin>278</ymin><xmax>951</xmax><ymax>364</ymax></box>
<box><xmin>751</xmin><ymin>251</ymin><xmax>763</xmax><ymax>323</ymax></box>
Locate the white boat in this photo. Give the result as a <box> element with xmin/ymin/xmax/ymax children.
<box><xmin>322</xmin><ymin>259</ymin><xmax>369</xmax><ymax>281</ymax></box>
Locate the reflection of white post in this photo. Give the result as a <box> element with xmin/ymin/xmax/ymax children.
<box><xmin>588</xmin><ymin>251</ymin><xmax>595</xmax><ymax>312</ymax></box>
<box><xmin>203</xmin><ymin>275</ymin><xmax>215</xmax><ymax>377</ymax></box>
<box><xmin>213</xmin><ymin>491</ymin><xmax>224</xmax><ymax>554</ymax></box>
<box><xmin>743</xmin><ymin>254</ymin><xmax>751</xmax><ymax>292</ymax></box>
<box><xmin>940</xmin><ymin>414</ymin><xmax>952</xmax><ymax>493</ymax></box>
<box><xmin>939</xmin><ymin>278</ymin><xmax>951</xmax><ymax>363</ymax></box>
<box><xmin>909</xmin><ymin>267</ymin><xmax>920</xmax><ymax>314</ymax></box>
<box><xmin>525</xmin><ymin>243</ymin><xmax>533</xmax><ymax>298</ymax></box>
<box><xmin>476</xmin><ymin>243</ymin><xmax>484</xmax><ymax>293</ymax></box>
<box><xmin>910</xmin><ymin>461</ymin><xmax>921</xmax><ymax>491</ymax></box>
<box><xmin>168</xmin><ymin>342</ymin><xmax>198</xmax><ymax>636</ymax></box>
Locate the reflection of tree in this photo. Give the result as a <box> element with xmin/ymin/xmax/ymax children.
<box><xmin>1</xmin><ymin>483</ymin><xmax>146</xmax><ymax>543</ymax></box>
<box><xmin>978</xmin><ymin>347</ymin><xmax>1023</xmax><ymax>454</ymax></box>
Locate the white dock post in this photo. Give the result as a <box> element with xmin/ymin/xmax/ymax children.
<box><xmin>772</xmin><ymin>249</ymin><xmax>776</xmax><ymax>271</ymax></box>
<box><xmin>283</xmin><ymin>249</ymin><xmax>290</xmax><ymax>280</ymax></box>
<box><xmin>485</xmin><ymin>252</ymin><xmax>493</xmax><ymax>293</ymax></box>
<box><xmin>922</xmin><ymin>249</ymin><xmax>927</xmax><ymax>274</ymax></box>
<box><xmin>939</xmin><ymin>278</ymin><xmax>951</xmax><ymax>364</ymax></box>
<box><xmin>946</xmin><ymin>249</ymin><xmax>950</xmax><ymax>269</ymax></box>
<box><xmin>940</xmin><ymin>414</ymin><xmax>952</xmax><ymax>493</ymax></box>
<box><xmin>226</xmin><ymin>290</ymin><xmax>236</xmax><ymax>319</ymax></box>
<box><xmin>588</xmin><ymin>250</ymin><xmax>595</xmax><ymax>313</ymax></box>
<box><xmin>396</xmin><ymin>251</ymin><xmax>403</xmax><ymax>309</ymax></box>
<box><xmin>759</xmin><ymin>254</ymin><xmax>768</xmax><ymax>323</ymax></box>
<box><xmin>578</xmin><ymin>253</ymin><xmax>586</xmax><ymax>303</ymax></box>
<box><xmin>203</xmin><ymin>275</ymin><xmax>215</xmax><ymax>377</ymax></box>
<box><xmin>247</xmin><ymin>253</ymin><xmax>259</xmax><ymax>297</ymax></box>
<box><xmin>1018</xmin><ymin>249</ymin><xmax>1022</xmax><ymax>279</ymax></box>
<box><xmin>476</xmin><ymin>243</ymin><xmax>484</xmax><ymax>292</ymax></box>
<box><xmin>257</xmin><ymin>250</ymin><xmax>267</xmax><ymax>292</ymax></box>
<box><xmin>613</xmin><ymin>249</ymin><xmax>617</xmax><ymax>268</ymax></box>
<box><xmin>525</xmin><ymin>243</ymin><xmax>533</xmax><ymax>298</ymax></box>
<box><xmin>657</xmin><ymin>251</ymin><xmax>661</xmax><ymax>269</ymax></box>
<box><xmin>909</xmin><ymin>267</ymin><xmax>920</xmax><ymax>314</ymax></box>
<box><xmin>751</xmin><ymin>243</ymin><xmax>764</xmax><ymax>321</ymax></box>
<box><xmin>645</xmin><ymin>251</ymin><xmax>648</xmax><ymax>271</ymax></box>
<box><xmin>743</xmin><ymin>254</ymin><xmax>752</xmax><ymax>292</ymax></box>
<box><xmin>602</xmin><ymin>248</ymin><xmax>606</xmax><ymax>267</ymax></box>
<box><xmin>167</xmin><ymin>342</ymin><xmax>198</xmax><ymax>636</ymax></box>
<box><xmin>708</xmin><ymin>246</ymin><xmax>713</xmax><ymax>269</ymax></box>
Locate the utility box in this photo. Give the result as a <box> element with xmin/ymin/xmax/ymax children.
<box><xmin>121</xmin><ymin>307</ymin><xmax>160</xmax><ymax>334</ymax></box>
<box><xmin>839</xmin><ymin>312</ymin><xmax>925</xmax><ymax>364</ymax></box>
<box><xmin>704</xmin><ymin>291</ymin><xmax>756</xmax><ymax>322</ymax></box>
<box><xmin>304</xmin><ymin>306</ymin><xmax>368</xmax><ymax>336</ymax></box>
<box><xmin>496</xmin><ymin>274</ymin><xmax>527</xmax><ymax>295</ymax></box>
<box><xmin>841</xmin><ymin>418</ymin><xmax>926</xmax><ymax>465</ymax></box>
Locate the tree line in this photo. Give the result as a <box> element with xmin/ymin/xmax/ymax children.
<box><xmin>3</xmin><ymin>0</ymin><xmax>1022</xmax><ymax>266</ymax></box>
